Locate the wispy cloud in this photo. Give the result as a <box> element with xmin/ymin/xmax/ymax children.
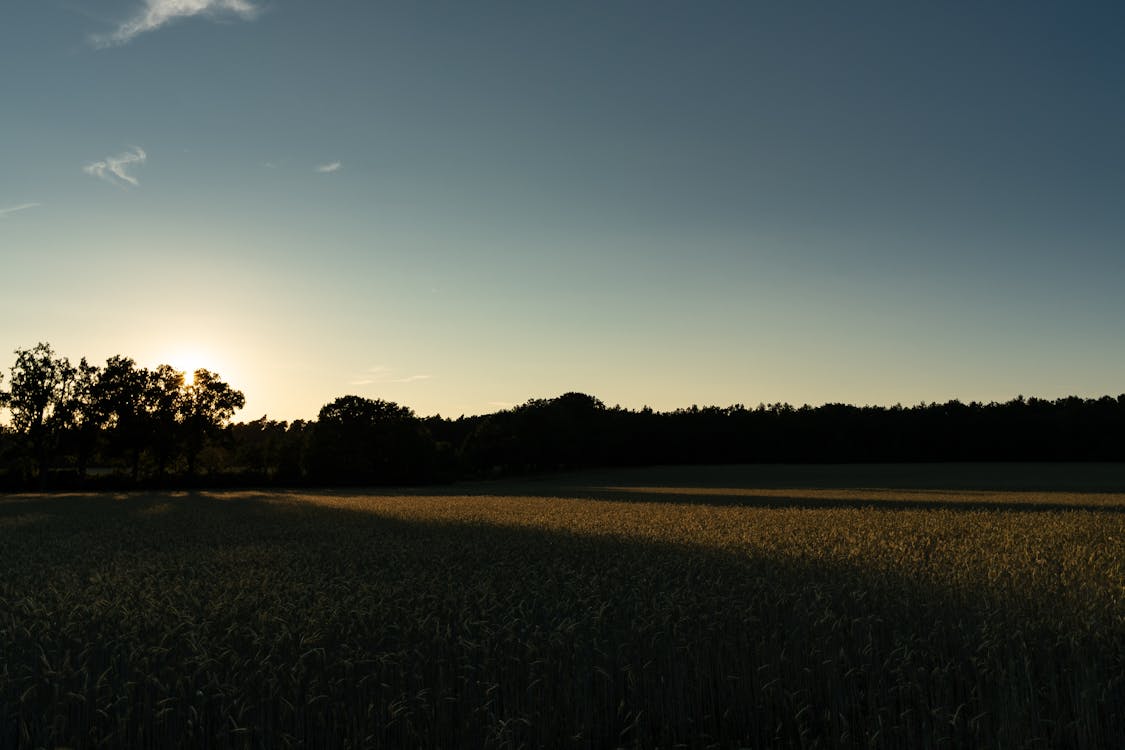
<box><xmin>315</xmin><ymin>161</ymin><xmax>342</xmax><ymax>174</ymax></box>
<box><xmin>0</xmin><ymin>202</ymin><xmax>42</xmax><ymax>218</ymax></box>
<box><xmin>349</xmin><ymin>366</ymin><xmax>431</xmax><ymax>387</ymax></box>
<box><xmin>349</xmin><ymin>365</ymin><xmax>387</xmax><ymax>387</ymax></box>
<box><xmin>83</xmin><ymin>147</ymin><xmax>147</xmax><ymax>188</ymax></box>
<box><xmin>390</xmin><ymin>374</ymin><xmax>432</xmax><ymax>384</ymax></box>
<box><xmin>92</xmin><ymin>0</ymin><xmax>259</xmax><ymax>48</ymax></box>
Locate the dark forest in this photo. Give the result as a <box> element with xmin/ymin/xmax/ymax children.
<box><xmin>2</xmin><ymin>343</ymin><xmax>1123</xmax><ymax>490</ymax></box>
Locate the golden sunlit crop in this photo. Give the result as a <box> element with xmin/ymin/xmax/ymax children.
<box><xmin>1</xmin><ymin>469</ymin><xmax>1122</xmax><ymax>747</ymax></box>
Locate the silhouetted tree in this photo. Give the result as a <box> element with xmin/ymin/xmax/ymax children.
<box><xmin>278</xmin><ymin>420</ymin><xmax>312</xmax><ymax>481</ymax></box>
<box><xmin>4</xmin><ymin>341</ymin><xmax>1125</xmax><ymax>491</ymax></box>
<box><xmin>307</xmin><ymin>396</ymin><xmax>436</xmax><ymax>484</ymax></box>
<box><xmin>232</xmin><ymin>416</ymin><xmax>280</xmax><ymax>477</ymax></box>
<box><xmin>146</xmin><ymin>365</ymin><xmax>185</xmax><ymax>478</ymax></box>
<box><xmin>460</xmin><ymin>409</ymin><xmax>520</xmax><ymax>475</ymax></box>
<box><xmin>3</xmin><ymin>343</ymin><xmax>75</xmax><ymax>487</ymax></box>
<box><xmin>93</xmin><ymin>356</ymin><xmax>151</xmax><ymax>482</ymax></box>
<box><xmin>0</xmin><ymin>371</ymin><xmax>10</xmax><ymax>484</ymax></box>
<box><xmin>180</xmin><ymin>369</ymin><xmax>245</xmax><ymax>476</ymax></box>
<box><xmin>60</xmin><ymin>358</ymin><xmax>103</xmax><ymax>479</ymax></box>
<box><xmin>460</xmin><ymin>393</ymin><xmax>610</xmax><ymax>474</ymax></box>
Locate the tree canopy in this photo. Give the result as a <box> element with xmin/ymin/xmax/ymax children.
<box><xmin>1</xmin><ymin>345</ymin><xmax>244</xmax><ymax>487</ymax></box>
<box><xmin>306</xmin><ymin>396</ymin><xmax>435</xmax><ymax>484</ymax></box>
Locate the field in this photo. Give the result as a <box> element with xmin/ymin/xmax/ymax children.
<box><xmin>2</xmin><ymin>464</ymin><xmax>1123</xmax><ymax>748</ymax></box>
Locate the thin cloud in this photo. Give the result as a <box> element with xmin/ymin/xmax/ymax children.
<box><xmin>349</xmin><ymin>367</ymin><xmax>431</xmax><ymax>387</ymax></box>
<box><xmin>0</xmin><ymin>202</ymin><xmax>42</xmax><ymax>217</ymax></box>
<box><xmin>92</xmin><ymin>0</ymin><xmax>259</xmax><ymax>48</ymax></box>
<box><xmin>83</xmin><ymin>147</ymin><xmax>147</xmax><ymax>188</ymax></box>
<box><xmin>315</xmin><ymin>161</ymin><xmax>342</xmax><ymax>174</ymax></box>
<box><xmin>390</xmin><ymin>374</ymin><xmax>432</xmax><ymax>384</ymax></box>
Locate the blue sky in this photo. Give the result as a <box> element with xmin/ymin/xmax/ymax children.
<box><xmin>2</xmin><ymin>1</ymin><xmax>1123</xmax><ymax>420</ymax></box>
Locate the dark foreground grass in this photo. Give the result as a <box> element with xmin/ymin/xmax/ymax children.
<box><xmin>1</xmin><ymin>464</ymin><xmax>1123</xmax><ymax>748</ymax></box>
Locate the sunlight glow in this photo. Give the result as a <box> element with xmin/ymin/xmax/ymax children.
<box><xmin>158</xmin><ymin>346</ymin><xmax>219</xmax><ymax>382</ymax></box>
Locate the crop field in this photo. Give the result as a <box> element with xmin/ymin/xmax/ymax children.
<box><xmin>2</xmin><ymin>464</ymin><xmax>1123</xmax><ymax>748</ymax></box>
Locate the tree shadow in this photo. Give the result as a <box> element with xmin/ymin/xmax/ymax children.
<box><xmin>281</xmin><ymin>462</ymin><xmax>1125</xmax><ymax>514</ymax></box>
<box><xmin>556</xmin><ymin>486</ymin><xmax>1125</xmax><ymax>513</ymax></box>
<box><xmin>536</xmin><ymin>462</ymin><xmax>1125</xmax><ymax>492</ymax></box>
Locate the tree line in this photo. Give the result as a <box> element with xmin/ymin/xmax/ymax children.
<box><xmin>1</xmin><ymin>343</ymin><xmax>1123</xmax><ymax>490</ymax></box>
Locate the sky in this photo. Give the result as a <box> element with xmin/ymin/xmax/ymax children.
<box><xmin>2</xmin><ymin>1</ymin><xmax>1124</xmax><ymax>421</ymax></box>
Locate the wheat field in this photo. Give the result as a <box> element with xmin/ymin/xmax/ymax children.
<box><xmin>2</xmin><ymin>465</ymin><xmax>1123</xmax><ymax>748</ymax></box>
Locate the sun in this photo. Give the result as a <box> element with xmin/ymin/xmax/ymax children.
<box><xmin>146</xmin><ymin>341</ymin><xmax>243</xmax><ymax>392</ymax></box>
<box><xmin>160</xmin><ymin>346</ymin><xmax>215</xmax><ymax>383</ymax></box>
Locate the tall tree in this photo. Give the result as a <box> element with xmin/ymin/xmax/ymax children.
<box><xmin>147</xmin><ymin>365</ymin><xmax>187</xmax><ymax>477</ymax></box>
<box><xmin>61</xmin><ymin>358</ymin><xmax>103</xmax><ymax>479</ymax></box>
<box><xmin>4</xmin><ymin>343</ymin><xmax>75</xmax><ymax>487</ymax></box>
<box><xmin>307</xmin><ymin>395</ymin><xmax>435</xmax><ymax>484</ymax></box>
<box><xmin>94</xmin><ymin>356</ymin><xmax>151</xmax><ymax>482</ymax></box>
<box><xmin>180</xmin><ymin>369</ymin><xmax>245</xmax><ymax>476</ymax></box>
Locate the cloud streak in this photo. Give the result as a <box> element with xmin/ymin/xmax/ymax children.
<box><xmin>390</xmin><ymin>374</ymin><xmax>432</xmax><ymax>384</ymax></box>
<box><xmin>84</xmin><ymin>147</ymin><xmax>147</xmax><ymax>188</ymax></box>
<box><xmin>92</xmin><ymin>0</ymin><xmax>259</xmax><ymax>48</ymax></box>
<box><xmin>0</xmin><ymin>203</ymin><xmax>41</xmax><ymax>218</ymax></box>
<box><xmin>316</xmin><ymin>161</ymin><xmax>342</xmax><ymax>173</ymax></box>
<box><xmin>349</xmin><ymin>366</ymin><xmax>432</xmax><ymax>387</ymax></box>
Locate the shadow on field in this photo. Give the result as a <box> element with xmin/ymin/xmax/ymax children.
<box><xmin>552</xmin><ymin>487</ymin><xmax>1125</xmax><ymax>514</ymax></box>
<box><xmin>4</xmin><ymin>464</ymin><xmax>1125</xmax><ymax>520</ymax></box>
<box><xmin>536</xmin><ymin>462</ymin><xmax>1125</xmax><ymax>493</ymax></box>
<box><xmin>2</xmin><ymin>487</ymin><xmax>1123</xmax><ymax>749</ymax></box>
<box><xmin>416</xmin><ymin>462</ymin><xmax>1125</xmax><ymax>513</ymax></box>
